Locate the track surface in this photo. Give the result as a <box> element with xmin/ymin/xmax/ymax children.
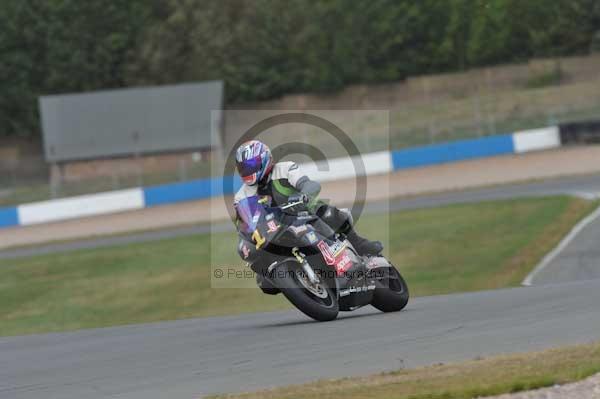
<box><xmin>2</xmin><ymin>279</ymin><xmax>600</xmax><ymax>399</ymax></box>
<box><xmin>530</xmin><ymin>210</ymin><xmax>600</xmax><ymax>285</ymax></box>
<box><xmin>2</xmin><ymin>173</ymin><xmax>600</xmax><ymax>260</ymax></box>
<box><xmin>3</xmin><ymin>174</ymin><xmax>600</xmax><ymax>398</ymax></box>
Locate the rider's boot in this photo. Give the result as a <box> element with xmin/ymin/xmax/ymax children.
<box><xmin>346</xmin><ymin>229</ymin><xmax>383</xmax><ymax>256</ymax></box>
<box><xmin>316</xmin><ymin>204</ymin><xmax>383</xmax><ymax>256</ymax></box>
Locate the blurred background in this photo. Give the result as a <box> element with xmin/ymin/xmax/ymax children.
<box><xmin>1</xmin><ymin>0</ymin><xmax>600</xmax><ymax>206</ymax></box>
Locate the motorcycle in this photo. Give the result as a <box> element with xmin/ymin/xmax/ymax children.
<box><xmin>236</xmin><ymin>195</ymin><xmax>409</xmax><ymax>321</ymax></box>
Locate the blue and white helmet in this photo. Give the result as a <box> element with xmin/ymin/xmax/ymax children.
<box><xmin>235</xmin><ymin>140</ymin><xmax>273</xmax><ymax>186</ymax></box>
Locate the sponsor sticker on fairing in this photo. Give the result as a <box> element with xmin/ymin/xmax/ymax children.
<box><xmin>329</xmin><ymin>240</ymin><xmax>347</xmax><ymax>257</ymax></box>
<box><xmin>306</xmin><ymin>231</ymin><xmax>318</xmax><ymax>244</ymax></box>
<box><xmin>316</xmin><ymin>240</ymin><xmax>353</xmax><ymax>274</ymax></box>
<box><xmin>339</xmin><ymin>284</ymin><xmax>376</xmax><ymax>297</ymax></box>
<box><xmin>317</xmin><ymin>241</ymin><xmax>335</xmax><ymax>265</ymax></box>
<box><xmin>336</xmin><ymin>254</ymin><xmax>352</xmax><ymax>273</ymax></box>
<box><xmin>266</xmin><ymin>220</ymin><xmax>280</xmax><ymax>233</ymax></box>
<box><xmin>241</xmin><ymin>244</ymin><xmax>250</xmax><ymax>259</ymax></box>
<box><xmin>289</xmin><ymin>225</ymin><xmax>308</xmax><ymax>235</ymax></box>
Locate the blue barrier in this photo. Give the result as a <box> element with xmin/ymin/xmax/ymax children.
<box><xmin>145</xmin><ymin>136</ymin><xmax>515</xmax><ymax>208</ymax></box>
<box><xmin>391</xmin><ymin>134</ymin><xmax>515</xmax><ymax>170</ymax></box>
<box><xmin>0</xmin><ymin>207</ymin><xmax>19</xmax><ymax>228</ymax></box>
<box><xmin>143</xmin><ymin>175</ymin><xmax>242</xmax><ymax>207</ymax></box>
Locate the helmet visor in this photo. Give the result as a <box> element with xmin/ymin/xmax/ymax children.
<box><xmin>237</xmin><ymin>156</ymin><xmax>262</xmax><ymax>178</ymax></box>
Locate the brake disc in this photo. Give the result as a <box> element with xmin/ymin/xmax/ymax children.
<box><xmin>296</xmin><ymin>270</ymin><xmax>328</xmax><ymax>299</ymax></box>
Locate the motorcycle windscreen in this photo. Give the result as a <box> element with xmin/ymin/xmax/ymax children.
<box><xmin>236</xmin><ymin>196</ymin><xmax>266</xmax><ymax>234</ymax></box>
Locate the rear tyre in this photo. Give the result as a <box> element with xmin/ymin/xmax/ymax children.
<box><xmin>371</xmin><ymin>266</ymin><xmax>409</xmax><ymax>312</ymax></box>
<box><xmin>275</xmin><ymin>263</ymin><xmax>339</xmax><ymax>322</ymax></box>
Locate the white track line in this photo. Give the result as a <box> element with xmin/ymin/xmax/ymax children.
<box><xmin>572</xmin><ymin>191</ymin><xmax>600</xmax><ymax>200</ymax></box>
<box><xmin>522</xmin><ymin>203</ymin><xmax>600</xmax><ymax>286</ymax></box>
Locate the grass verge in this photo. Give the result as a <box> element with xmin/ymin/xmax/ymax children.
<box><xmin>209</xmin><ymin>341</ymin><xmax>600</xmax><ymax>399</ymax></box>
<box><xmin>0</xmin><ymin>196</ymin><xmax>595</xmax><ymax>336</ymax></box>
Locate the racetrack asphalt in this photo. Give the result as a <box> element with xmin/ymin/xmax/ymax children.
<box><xmin>2</xmin><ymin>173</ymin><xmax>600</xmax><ymax>261</ymax></box>
<box><xmin>528</xmin><ymin>207</ymin><xmax>600</xmax><ymax>285</ymax></box>
<box><xmin>3</xmin><ymin>174</ymin><xmax>600</xmax><ymax>398</ymax></box>
<box><xmin>2</xmin><ymin>279</ymin><xmax>600</xmax><ymax>399</ymax></box>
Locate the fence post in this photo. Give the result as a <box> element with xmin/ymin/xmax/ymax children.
<box><xmin>422</xmin><ymin>78</ymin><xmax>436</xmax><ymax>143</ymax></box>
<box><xmin>49</xmin><ymin>163</ymin><xmax>61</xmax><ymax>199</ymax></box>
<box><xmin>485</xmin><ymin>68</ymin><xmax>497</xmax><ymax>135</ymax></box>
<box><xmin>111</xmin><ymin>172</ymin><xmax>120</xmax><ymax>191</ymax></box>
<box><xmin>179</xmin><ymin>158</ymin><xmax>188</xmax><ymax>181</ymax></box>
<box><xmin>473</xmin><ymin>92</ymin><xmax>484</xmax><ymax>137</ymax></box>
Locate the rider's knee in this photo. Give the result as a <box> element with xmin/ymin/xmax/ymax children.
<box><xmin>317</xmin><ymin>205</ymin><xmax>353</xmax><ymax>234</ymax></box>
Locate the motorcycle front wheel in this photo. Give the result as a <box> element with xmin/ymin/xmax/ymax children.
<box><xmin>275</xmin><ymin>262</ymin><xmax>339</xmax><ymax>322</ymax></box>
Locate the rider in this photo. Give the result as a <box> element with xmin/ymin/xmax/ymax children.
<box><xmin>233</xmin><ymin>140</ymin><xmax>383</xmax><ymax>273</ymax></box>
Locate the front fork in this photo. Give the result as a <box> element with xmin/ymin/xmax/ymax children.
<box><xmin>292</xmin><ymin>247</ymin><xmax>320</xmax><ymax>284</ymax></box>
<box><xmin>266</xmin><ymin>248</ymin><xmax>317</xmax><ymax>284</ymax></box>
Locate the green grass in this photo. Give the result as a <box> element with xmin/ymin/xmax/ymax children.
<box><xmin>362</xmin><ymin>196</ymin><xmax>596</xmax><ymax>295</ymax></box>
<box><xmin>210</xmin><ymin>341</ymin><xmax>600</xmax><ymax>399</ymax></box>
<box><xmin>0</xmin><ymin>196</ymin><xmax>594</xmax><ymax>336</ymax></box>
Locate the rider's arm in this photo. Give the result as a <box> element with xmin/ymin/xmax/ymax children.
<box><xmin>296</xmin><ymin>176</ymin><xmax>321</xmax><ymax>198</ymax></box>
<box><xmin>285</xmin><ymin>162</ymin><xmax>321</xmax><ymax>198</ymax></box>
<box><xmin>282</xmin><ymin>162</ymin><xmax>323</xmax><ymax>212</ymax></box>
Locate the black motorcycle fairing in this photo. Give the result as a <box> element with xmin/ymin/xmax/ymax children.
<box><xmin>237</xmin><ymin>196</ymin><xmax>406</xmax><ymax>316</ymax></box>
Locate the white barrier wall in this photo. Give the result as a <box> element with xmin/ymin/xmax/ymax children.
<box><xmin>1</xmin><ymin>125</ymin><xmax>564</xmax><ymax>229</ymax></box>
<box><xmin>299</xmin><ymin>151</ymin><xmax>392</xmax><ymax>182</ymax></box>
<box><xmin>513</xmin><ymin>126</ymin><xmax>561</xmax><ymax>153</ymax></box>
<box><xmin>18</xmin><ymin>188</ymin><xmax>145</xmax><ymax>226</ymax></box>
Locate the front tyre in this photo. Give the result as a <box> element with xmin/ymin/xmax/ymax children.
<box><xmin>371</xmin><ymin>266</ymin><xmax>409</xmax><ymax>312</ymax></box>
<box><xmin>275</xmin><ymin>263</ymin><xmax>339</xmax><ymax>322</ymax></box>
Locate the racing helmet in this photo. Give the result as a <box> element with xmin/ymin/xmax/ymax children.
<box><xmin>235</xmin><ymin>140</ymin><xmax>273</xmax><ymax>186</ymax></box>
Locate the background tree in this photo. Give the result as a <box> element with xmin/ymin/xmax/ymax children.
<box><xmin>1</xmin><ymin>0</ymin><xmax>599</xmax><ymax>138</ymax></box>
<box><xmin>0</xmin><ymin>0</ymin><xmax>159</xmax><ymax>136</ymax></box>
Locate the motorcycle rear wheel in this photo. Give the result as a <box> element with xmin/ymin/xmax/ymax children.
<box><xmin>275</xmin><ymin>263</ymin><xmax>339</xmax><ymax>322</ymax></box>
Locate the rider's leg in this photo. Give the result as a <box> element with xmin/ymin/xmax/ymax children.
<box><xmin>316</xmin><ymin>205</ymin><xmax>383</xmax><ymax>256</ymax></box>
